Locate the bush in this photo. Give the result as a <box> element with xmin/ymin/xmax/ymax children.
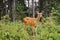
<box><xmin>1</xmin><ymin>15</ymin><xmax>10</xmax><ymax>24</ymax></box>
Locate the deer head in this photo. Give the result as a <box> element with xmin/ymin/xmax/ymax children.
<box><xmin>36</xmin><ymin>12</ymin><xmax>43</xmax><ymax>21</ymax></box>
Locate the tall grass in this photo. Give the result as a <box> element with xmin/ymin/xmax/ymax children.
<box><xmin>0</xmin><ymin>17</ymin><xmax>60</xmax><ymax>40</ymax></box>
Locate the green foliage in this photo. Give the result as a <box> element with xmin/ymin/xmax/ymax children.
<box><xmin>0</xmin><ymin>21</ymin><xmax>29</xmax><ymax>40</ymax></box>
<box><xmin>51</xmin><ymin>7</ymin><xmax>60</xmax><ymax>25</ymax></box>
<box><xmin>1</xmin><ymin>15</ymin><xmax>10</xmax><ymax>24</ymax></box>
<box><xmin>0</xmin><ymin>17</ymin><xmax>60</xmax><ymax>40</ymax></box>
<box><xmin>1</xmin><ymin>15</ymin><xmax>10</xmax><ymax>21</ymax></box>
<box><xmin>16</xmin><ymin>1</ymin><xmax>27</xmax><ymax>20</ymax></box>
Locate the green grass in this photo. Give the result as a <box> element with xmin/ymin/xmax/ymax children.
<box><xmin>0</xmin><ymin>19</ymin><xmax>60</xmax><ymax>40</ymax></box>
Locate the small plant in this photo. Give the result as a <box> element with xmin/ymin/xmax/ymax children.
<box><xmin>1</xmin><ymin>15</ymin><xmax>10</xmax><ymax>24</ymax></box>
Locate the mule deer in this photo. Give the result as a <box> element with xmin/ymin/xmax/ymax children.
<box><xmin>23</xmin><ymin>12</ymin><xmax>43</xmax><ymax>30</ymax></box>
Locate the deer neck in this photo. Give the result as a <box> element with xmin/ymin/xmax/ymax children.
<box><xmin>36</xmin><ymin>15</ymin><xmax>40</xmax><ymax>22</ymax></box>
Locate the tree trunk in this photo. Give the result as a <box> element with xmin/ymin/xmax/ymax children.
<box><xmin>0</xmin><ymin>0</ymin><xmax>3</xmax><ymax>20</ymax></box>
<box><xmin>28</xmin><ymin>0</ymin><xmax>30</xmax><ymax>17</ymax></box>
<box><xmin>0</xmin><ymin>0</ymin><xmax>2</xmax><ymax>20</ymax></box>
<box><xmin>8</xmin><ymin>0</ymin><xmax>13</xmax><ymax>21</ymax></box>
<box><xmin>39</xmin><ymin>0</ymin><xmax>43</xmax><ymax>12</ymax></box>
<box><xmin>12</xmin><ymin>0</ymin><xmax>16</xmax><ymax>22</ymax></box>
<box><xmin>32</xmin><ymin>0</ymin><xmax>35</xmax><ymax>17</ymax></box>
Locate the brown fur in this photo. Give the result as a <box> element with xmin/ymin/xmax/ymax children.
<box><xmin>23</xmin><ymin>12</ymin><xmax>42</xmax><ymax>30</ymax></box>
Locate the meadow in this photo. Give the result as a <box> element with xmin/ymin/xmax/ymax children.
<box><xmin>0</xmin><ymin>17</ymin><xmax>60</xmax><ymax>40</ymax></box>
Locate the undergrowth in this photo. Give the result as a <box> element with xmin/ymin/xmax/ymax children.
<box><xmin>0</xmin><ymin>17</ymin><xmax>60</xmax><ymax>40</ymax></box>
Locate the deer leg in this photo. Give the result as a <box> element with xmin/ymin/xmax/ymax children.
<box><xmin>24</xmin><ymin>23</ymin><xmax>26</xmax><ymax>30</ymax></box>
<box><xmin>32</xmin><ymin>26</ymin><xmax>37</xmax><ymax>36</ymax></box>
<box><xmin>31</xmin><ymin>26</ymin><xmax>35</xmax><ymax>36</ymax></box>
